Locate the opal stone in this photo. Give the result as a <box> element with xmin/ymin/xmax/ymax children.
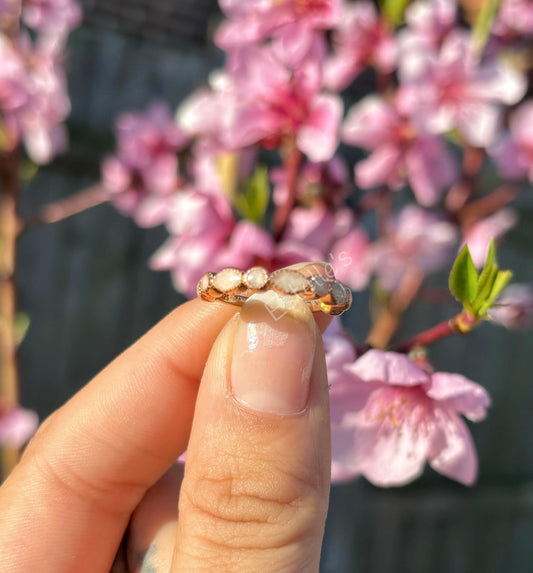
<box><xmin>270</xmin><ymin>269</ymin><xmax>308</xmax><ymax>294</ymax></box>
<box><xmin>213</xmin><ymin>268</ymin><xmax>243</xmax><ymax>292</ymax></box>
<box><xmin>243</xmin><ymin>267</ymin><xmax>269</xmax><ymax>290</ymax></box>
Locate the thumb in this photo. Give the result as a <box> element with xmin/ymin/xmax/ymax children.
<box><xmin>173</xmin><ymin>291</ymin><xmax>331</xmax><ymax>573</ymax></box>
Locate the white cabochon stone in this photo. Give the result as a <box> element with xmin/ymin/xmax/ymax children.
<box><xmin>243</xmin><ymin>266</ymin><xmax>269</xmax><ymax>289</ymax></box>
<box><xmin>213</xmin><ymin>268</ymin><xmax>243</xmax><ymax>292</ymax></box>
<box><xmin>270</xmin><ymin>269</ymin><xmax>308</xmax><ymax>294</ymax></box>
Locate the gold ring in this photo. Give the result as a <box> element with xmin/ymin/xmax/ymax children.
<box><xmin>196</xmin><ymin>263</ymin><xmax>352</xmax><ymax>316</ymax></box>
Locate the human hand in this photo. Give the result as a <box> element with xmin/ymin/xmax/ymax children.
<box><xmin>0</xmin><ymin>284</ymin><xmax>332</xmax><ymax>572</ymax></box>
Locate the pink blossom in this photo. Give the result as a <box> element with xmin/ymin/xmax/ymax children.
<box><xmin>22</xmin><ymin>0</ymin><xmax>82</xmax><ymax>40</ymax></box>
<box><xmin>102</xmin><ymin>103</ymin><xmax>188</xmax><ymax>227</ymax></box>
<box><xmin>403</xmin><ymin>0</ymin><xmax>457</xmax><ymax>49</ymax></box>
<box><xmin>215</xmin><ymin>0</ymin><xmax>341</xmax><ymax>50</ymax></box>
<box><xmin>490</xmin><ymin>284</ymin><xmax>533</xmax><ymax>330</ymax></box>
<box><xmin>0</xmin><ymin>402</ymin><xmax>38</xmax><ymax>448</ymax></box>
<box><xmin>342</xmin><ymin>95</ymin><xmax>457</xmax><ymax>206</ymax></box>
<box><xmin>330</xmin><ymin>226</ymin><xmax>372</xmax><ymax>292</ymax></box>
<box><xmin>463</xmin><ymin>209</ymin><xmax>517</xmax><ymax>268</ymax></box>
<box><xmin>0</xmin><ymin>33</ymin><xmax>70</xmax><ymax>163</ymax></box>
<box><xmin>370</xmin><ymin>205</ymin><xmax>458</xmax><ymax>291</ymax></box>
<box><xmin>329</xmin><ymin>350</ymin><xmax>490</xmax><ymax>486</ymax></box>
<box><xmin>495</xmin><ymin>0</ymin><xmax>533</xmax><ymax>37</ymax></box>
<box><xmin>491</xmin><ymin>101</ymin><xmax>533</xmax><ymax>182</ymax></box>
<box><xmin>398</xmin><ymin>31</ymin><xmax>526</xmax><ymax>147</ymax></box>
<box><xmin>324</xmin><ymin>2</ymin><xmax>397</xmax><ymax>90</ymax></box>
<box><xmin>225</xmin><ymin>44</ymin><xmax>342</xmax><ymax>162</ymax></box>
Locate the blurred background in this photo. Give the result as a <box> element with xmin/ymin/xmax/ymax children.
<box><xmin>14</xmin><ymin>0</ymin><xmax>533</xmax><ymax>571</ymax></box>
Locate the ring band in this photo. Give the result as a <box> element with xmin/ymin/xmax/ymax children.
<box><xmin>197</xmin><ymin>265</ymin><xmax>352</xmax><ymax>316</ymax></box>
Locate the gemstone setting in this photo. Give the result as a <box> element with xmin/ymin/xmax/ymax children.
<box><xmin>243</xmin><ymin>267</ymin><xmax>269</xmax><ymax>290</ymax></box>
<box><xmin>213</xmin><ymin>268</ymin><xmax>243</xmax><ymax>293</ymax></box>
<box><xmin>270</xmin><ymin>269</ymin><xmax>308</xmax><ymax>294</ymax></box>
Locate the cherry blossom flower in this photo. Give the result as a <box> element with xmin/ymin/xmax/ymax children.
<box><xmin>490</xmin><ymin>284</ymin><xmax>533</xmax><ymax>330</ymax></box>
<box><xmin>402</xmin><ymin>0</ymin><xmax>457</xmax><ymax>50</ymax></box>
<box><xmin>0</xmin><ymin>401</ymin><xmax>38</xmax><ymax>448</ymax></box>
<box><xmin>22</xmin><ymin>0</ymin><xmax>81</xmax><ymax>42</ymax></box>
<box><xmin>324</xmin><ymin>1</ymin><xmax>397</xmax><ymax>90</ymax></box>
<box><xmin>0</xmin><ymin>33</ymin><xmax>70</xmax><ymax>163</ymax></box>
<box><xmin>369</xmin><ymin>205</ymin><xmax>458</xmax><ymax>291</ymax></box>
<box><xmin>342</xmin><ymin>95</ymin><xmax>457</xmax><ymax>205</ymax></box>
<box><xmin>102</xmin><ymin>103</ymin><xmax>188</xmax><ymax>227</ymax></box>
<box><xmin>215</xmin><ymin>0</ymin><xmax>342</xmax><ymax>51</ymax></box>
<box><xmin>398</xmin><ymin>31</ymin><xmax>526</xmax><ymax>147</ymax></box>
<box><xmin>494</xmin><ymin>0</ymin><xmax>533</xmax><ymax>37</ymax></box>
<box><xmin>225</xmin><ymin>44</ymin><xmax>343</xmax><ymax>162</ymax></box>
<box><xmin>330</xmin><ymin>226</ymin><xmax>372</xmax><ymax>292</ymax></box>
<box><xmin>463</xmin><ymin>209</ymin><xmax>517</xmax><ymax>268</ymax></box>
<box><xmin>491</xmin><ymin>101</ymin><xmax>533</xmax><ymax>182</ymax></box>
<box><xmin>329</xmin><ymin>349</ymin><xmax>490</xmax><ymax>486</ymax></box>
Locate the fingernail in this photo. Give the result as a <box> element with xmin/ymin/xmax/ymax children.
<box><xmin>231</xmin><ymin>291</ymin><xmax>316</xmax><ymax>415</ymax></box>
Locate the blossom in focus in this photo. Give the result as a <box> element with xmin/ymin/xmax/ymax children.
<box><xmin>102</xmin><ymin>103</ymin><xmax>188</xmax><ymax>227</ymax></box>
<box><xmin>490</xmin><ymin>284</ymin><xmax>533</xmax><ymax>330</ymax></box>
<box><xmin>491</xmin><ymin>101</ymin><xmax>533</xmax><ymax>182</ymax></box>
<box><xmin>463</xmin><ymin>209</ymin><xmax>517</xmax><ymax>268</ymax></box>
<box><xmin>342</xmin><ymin>95</ymin><xmax>457</xmax><ymax>206</ymax></box>
<box><xmin>398</xmin><ymin>31</ymin><xmax>526</xmax><ymax>147</ymax></box>
<box><xmin>324</xmin><ymin>1</ymin><xmax>397</xmax><ymax>90</ymax></box>
<box><xmin>0</xmin><ymin>401</ymin><xmax>38</xmax><ymax>448</ymax></box>
<box><xmin>215</xmin><ymin>0</ymin><xmax>342</xmax><ymax>50</ymax></box>
<box><xmin>369</xmin><ymin>205</ymin><xmax>458</xmax><ymax>291</ymax></box>
<box><xmin>329</xmin><ymin>349</ymin><xmax>490</xmax><ymax>486</ymax></box>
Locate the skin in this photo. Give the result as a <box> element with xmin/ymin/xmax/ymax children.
<box><xmin>0</xmin><ymin>266</ymin><xmax>333</xmax><ymax>573</ymax></box>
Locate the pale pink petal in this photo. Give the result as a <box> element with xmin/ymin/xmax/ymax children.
<box><xmin>428</xmin><ymin>409</ymin><xmax>478</xmax><ymax>485</ymax></box>
<box><xmin>297</xmin><ymin>94</ymin><xmax>343</xmax><ymax>162</ymax></box>
<box><xmin>355</xmin><ymin>144</ymin><xmax>403</xmax><ymax>189</ymax></box>
<box><xmin>342</xmin><ymin>96</ymin><xmax>398</xmax><ymax>149</ymax></box>
<box><xmin>350</xmin><ymin>412</ymin><xmax>430</xmax><ymax>486</ymax></box>
<box><xmin>426</xmin><ymin>373</ymin><xmax>490</xmax><ymax>422</ymax></box>
<box><xmin>456</xmin><ymin>102</ymin><xmax>501</xmax><ymax>147</ymax></box>
<box><xmin>0</xmin><ymin>407</ymin><xmax>38</xmax><ymax>448</ymax></box>
<box><xmin>134</xmin><ymin>196</ymin><xmax>170</xmax><ymax>228</ymax></box>
<box><xmin>405</xmin><ymin>137</ymin><xmax>456</xmax><ymax>206</ymax></box>
<box><xmin>349</xmin><ymin>350</ymin><xmax>430</xmax><ymax>386</ymax></box>
<box><xmin>142</xmin><ymin>154</ymin><xmax>178</xmax><ymax>195</ymax></box>
<box><xmin>331</xmin><ymin>227</ymin><xmax>371</xmax><ymax>291</ymax></box>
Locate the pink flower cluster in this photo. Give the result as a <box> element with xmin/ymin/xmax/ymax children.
<box><xmin>101</xmin><ymin>103</ymin><xmax>188</xmax><ymax>227</ymax></box>
<box><xmin>0</xmin><ymin>0</ymin><xmax>80</xmax><ymax>163</ymax></box>
<box><xmin>95</xmin><ymin>0</ymin><xmax>533</xmax><ymax>488</ymax></box>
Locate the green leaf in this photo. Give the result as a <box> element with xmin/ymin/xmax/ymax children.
<box><xmin>485</xmin><ymin>270</ymin><xmax>513</xmax><ymax>309</ymax></box>
<box><xmin>449</xmin><ymin>245</ymin><xmax>479</xmax><ymax>307</ymax></box>
<box><xmin>472</xmin><ymin>239</ymin><xmax>498</xmax><ymax>312</ymax></box>
<box><xmin>233</xmin><ymin>166</ymin><xmax>270</xmax><ymax>225</ymax></box>
<box><xmin>472</xmin><ymin>0</ymin><xmax>502</xmax><ymax>54</ymax></box>
<box><xmin>14</xmin><ymin>313</ymin><xmax>31</xmax><ymax>347</ymax></box>
<box><xmin>379</xmin><ymin>0</ymin><xmax>411</xmax><ymax>26</ymax></box>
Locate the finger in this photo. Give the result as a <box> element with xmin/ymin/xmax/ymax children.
<box><xmin>173</xmin><ymin>291</ymin><xmax>331</xmax><ymax>572</ymax></box>
<box><xmin>0</xmin><ymin>299</ymin><xmax>237</xmax><ymax>573</ymax></box>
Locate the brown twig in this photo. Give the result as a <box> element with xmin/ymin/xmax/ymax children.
<box><xmin>20</xmin><ymin>185</ymin><xmax>108</xmax><ymax>233</ymax></box>
<box><xmin>273</xmin><ymin>145</ymin><xmax>303</xmax><ymax>240</ymax></box>
<box><xmin>395</xmin><ymin>311</ymin><xmax>477</xmax><ymax>353</ymax></box>
<box><xmin>0</xmin><ymin>150</ymin><xmax>21</xmax><ymax>479</ymax></box>
<box><xmin>365</xmin><ymin>268</ymin><xmax>424</xmax><ymax>349</ymax></box>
